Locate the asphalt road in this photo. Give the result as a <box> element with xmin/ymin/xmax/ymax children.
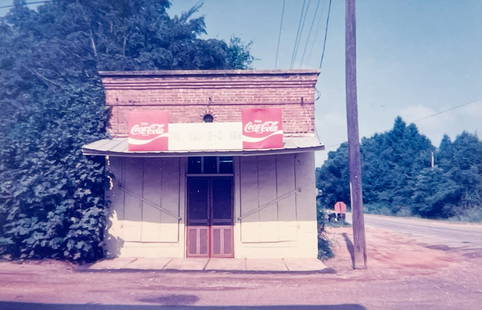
<box><xmin>347</xmin><ymin>213</ymin><xmax>482</xmax><ymax>249</ymax></box>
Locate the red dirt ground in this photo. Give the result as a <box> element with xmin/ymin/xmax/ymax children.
<box><xmin>1</xmin><ymin>226</ymin><xmax>481</xmax><ymax>309</ymax></box>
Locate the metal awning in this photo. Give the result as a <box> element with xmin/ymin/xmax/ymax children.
<box><xmin>82</xmin><ymin>135</ymin><xmax>324</xmax><ymax>157</ymax></box>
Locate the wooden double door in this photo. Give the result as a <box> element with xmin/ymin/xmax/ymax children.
<box><xmin>186</xmin><ymin>176</ymin><xmax>234</xmax><ymax>258</ymax></box>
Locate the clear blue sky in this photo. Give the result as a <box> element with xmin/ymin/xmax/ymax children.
<box><xmin>169</xmin><ymin>0</ymin><xmax>482</xmax><ymax>163</ymax></box>
<box><xmin>2</xmin><ymin>0</ymin><xmax>481</xmax><ymax>164</ymax></box>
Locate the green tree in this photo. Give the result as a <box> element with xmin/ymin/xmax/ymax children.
<box><xmin>437</xmin><ymin>132</ymin><xmax>482</xmax><ymax>215</ymax></box>
<box><xmin>412</xmin><ymin>132</ymin><xmax>481</xmax><ymax>219</ymax></box>
<box><xmin>361</xmin><ymin>117</ymin><xmax>433</xmax><ymax>214</ymax></box>
<box><xmin>0</xmin><ymin>0</ymin><xmax>253</xmax><ymax>262</ymax></box>
<box><xmin>436</xmin><ymin>134</ymin><xmax>454</xmax><ymax>170</ymax></box>
<box><xmin>316</xmin><ymin>118</ymin><xmax>481</xmax><ymax>220</ymax></box>
<box><xmin>316</xmin><ymin>143</ymin><xmax>350</xmax><ymax>209</ymax></box>
<box><xmin>317</xmin><ymin>117</ymin><xmax>434</xmax><ymax>216</ymax></box>
<box><xmin>411</xmin><ymin>167</ymin><xmax>459</xmax><ymax>217</ymax></box>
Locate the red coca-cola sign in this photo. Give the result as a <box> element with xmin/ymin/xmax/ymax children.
<box><xmin>242</xmin><ymin>108</ymin><xmax>283</xmax><ymax>149</ymax></box>
<box><xmin>128</xmin><ymin>111</ymin><xmax>169</xmax><ymax>151</ymax></box>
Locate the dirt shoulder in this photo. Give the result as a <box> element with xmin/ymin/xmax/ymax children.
<box><xmin>362</xmin><ymin>213</ymin><xmax>482</xmax><ymax>229</ymax></box>
<box><xmin>0</xmin><ymin>226</ymin><xmax>481</xmax><ymax>309</ymax></box>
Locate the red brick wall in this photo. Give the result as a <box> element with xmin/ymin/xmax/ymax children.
<box><xmin>99</xmin><ymin>70</ymin><xmax>319</xmax><ymax>136</ymax></box>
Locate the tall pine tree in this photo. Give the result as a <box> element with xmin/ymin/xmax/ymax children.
<box><xmin>360</xmin><ymin>117</ymin><xmax>433</xmax><ymax>214</ymax></box>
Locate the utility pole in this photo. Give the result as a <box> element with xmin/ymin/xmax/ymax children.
<box><xmin>345</xmin><ymin>0</ymin><xmax>367</xmax><ymax>269</ymax></box>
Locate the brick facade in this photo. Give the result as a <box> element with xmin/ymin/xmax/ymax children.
<box><xmin>99</xmin><ymin>70</ymin><xmax>320</xmax><ymax>137</ymax></box>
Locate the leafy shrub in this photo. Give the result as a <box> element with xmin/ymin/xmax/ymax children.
<box><xmin>318</xmin><ymin>236</ymin><xmax>334</xmax><ymax>260</ymax></box>
<box><xmin>316</xmin><ymin>200</ymin><xmax>334</xmax><ymax>260</ymax></box>
<box><xmin>0</xmin><ymin>84</ymin><xmax>109</xmax><ymax>263</ymax></box>
<box><xmin>0</xmin><ymin>0</ymin><xmax>253</xmax><ymax>263</ymax></box>
<box><xmin>364</xmin><ymin>203</ymin><xmax>394</xmax><ymax>216</ymax></box>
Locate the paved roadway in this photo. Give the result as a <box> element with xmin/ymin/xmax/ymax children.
<box><xmin>346</xmin><ymin>213</ymin><xmax>482</xmax><ymax>249</ymax></box>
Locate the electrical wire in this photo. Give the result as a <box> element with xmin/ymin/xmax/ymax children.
<box><xmin>274</xmin><ymin>0</ymin><xmax>286</xmax><ymax>68</ymax></box>
<box><xmin>293</xmin><ymin>0</ymin><xmax>312</xmax><ymax>67</ymax></box>
<box><xmin>299</xmin><ymin>0</ymin><xmax>322</xmax><ymax>66</ymax></box>
<box><xmin>319</xmin><ymin>0</ymin><xmax>333</xmax><ymax>70</ymax></box>
<box><xmin>305</xmin><ymin>0</ymin><xmax>328</xmax><ymax>65</ymax></box>
<box><xmin>322</xmin><ymin>101</ymin><xmax>480</xmax><ymax>151</ymax></box>
<box><xmin>290</xmin><ymin>0</ymin><xmax>308</xmax><ymax>68</ymax></box>
<box><xmin>410</xmin><ymin>101</ymin><xmax>478</xmax><ymax>122</ymax></box>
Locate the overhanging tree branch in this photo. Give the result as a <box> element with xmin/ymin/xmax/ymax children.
<box><xmin>25</xmin><ymin>67</ymin><xmax>63</xmax><ymax>88</ymax></box>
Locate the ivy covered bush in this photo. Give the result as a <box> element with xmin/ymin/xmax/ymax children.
<box><xmin>0</xmin><ymin>81</ymin><xmax>109</xmax><ymax>262</ymax></box>
<box><xmin>0</xmin><ymin>0</ymin><xmax>252</xmax><ymax>263</ymax></box>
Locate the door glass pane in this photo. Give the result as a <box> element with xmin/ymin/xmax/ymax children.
<box><xmin>188</xmin><ymin>157</ymin><xmax>202</xmax><ymax>174</ymax></box>
<box><xmin>219</xmin><ymin>157</ymin><xmax>233</xmax><ymax>173</ymax></box>
<box><xmin>212</xmin><ymin>179</ymin><xmax>232</xmax><ymax>222</ymax></box>
<box><xmin>203</xmin><ymin>156</ymin><xmax>217</xmax><ymax>173</ymax></box>
<box><xmin>187</xmin><ymin>178</ymin><xmax>208</xmax><ymax>223</ymax></box>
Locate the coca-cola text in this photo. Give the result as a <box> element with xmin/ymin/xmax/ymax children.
<box><xmin>131</xmin><ymin>123</ymin><xmax>165</xmax><ymax>136</ymax></box>
<box><xmin>244</xmin><ymin>121</ymin><xmax>279</xmax><ymax>134</ymax></box>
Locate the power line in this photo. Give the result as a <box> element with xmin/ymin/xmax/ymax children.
<box><xmin>299</xmin><ymin>0</ymin><xmax>322</xmax><ymax>66</ymax></box>
<box><xmin>305</xmin><ymin>0</ymin><xmax>328</xmax><ymax>65</ymax></box>
<box><xmin>323</xmin><ymin>100</ymin><xmax>480</xmax><ymax>151</ymax></box>
<box><xmin>293</xmin><ymin>0</ymin><xmax>315</xmax><ymax>67</ymax></box>
<box><xmin>294</xmin><ymin>0</ymin><xmax>313</xmax><ymax>66</ymax></box>
<box><xmin>411</xmin><ymin>101</ymin><xmax>478</xmax><ymax>122</ymax></box>
<box><xmin>274</xmin><ymin>0</ymin><xmax>286</xmax><ymax>69</ymax></box>
<box><xmin>319</xmin><ymin>0</ymin><xmax>333</xmax><ymax>70</ymax></box>
<box><xmin>312</xmin><ymin>0</ymin><xmax>332</xmax><ymax>113</ymax></box>
<box><xmin>0</xmin><ymin>1</ymin><xmax>50</xmax><ymax>10</ymax></box>
<box><xmin>290</xmin><ymin>0</ymin><xmax>306</xmax><ymax>68</ymax></box>
<box><xmin>290</xmin><ymin>0</ymin><xmax>309</xmax><ymax>68</ymax></box>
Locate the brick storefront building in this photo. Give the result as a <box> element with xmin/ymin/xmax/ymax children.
<box><xmin>83</xmin><ymin>69</ymin><xmax>324</xmax><ymax>259</ymax></box>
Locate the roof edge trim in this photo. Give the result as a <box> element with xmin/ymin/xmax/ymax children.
<box><xmin>98</xmin><ymin>69</ymin><xmax>320</xmax><ymax>78</ymax></box>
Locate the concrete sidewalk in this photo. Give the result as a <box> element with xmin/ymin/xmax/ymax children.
<box><xmin>87</xmin><ymin>257</ymin><xmax>328</xmax><ymax>273</ymax></box>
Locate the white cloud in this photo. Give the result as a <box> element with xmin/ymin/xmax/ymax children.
<box><xmin>399</xmin><ymin>100</ymin><xmax>482</xmax><ymax>146</ymax></box>
<box><xmin>458</xmin><ymin>100</ymin><xmax>482</xmax><ymax>119</ymax></box>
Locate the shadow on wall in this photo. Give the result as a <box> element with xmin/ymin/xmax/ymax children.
<box><xmin>0</xmin><ymin>301</ymin><xmax>367</xmax><ymax>310</ymax></box>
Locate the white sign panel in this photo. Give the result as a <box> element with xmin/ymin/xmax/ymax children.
<box><xmin>168</xmin><ymin>122</ymin><xmax>242</xmax><ymax>151</ymax></box>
